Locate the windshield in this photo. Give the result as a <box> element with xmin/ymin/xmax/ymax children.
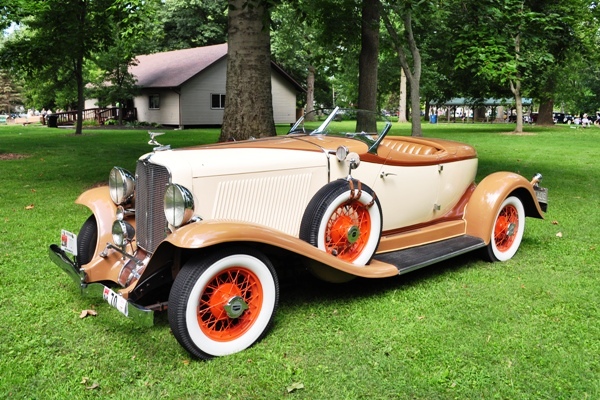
<box><xmin>288</xmin><ymin>108</ymin><xmax>392</xmax><ymax>152</ymax></box>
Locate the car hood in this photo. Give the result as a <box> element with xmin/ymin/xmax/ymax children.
<box><xmin>144</xmin><ymin>136</ymin><xmax>344</xmax><ymax>179</ymax></box>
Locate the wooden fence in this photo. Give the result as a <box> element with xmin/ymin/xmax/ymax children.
<box><xmin>51</xmin><ymin>107</ymin><xmax>137</xmax><ymax>126</ymax></box>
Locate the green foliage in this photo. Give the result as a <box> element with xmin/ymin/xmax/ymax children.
<box><xmin>451</xmin><ymin>0</ymin><xmax>579</xmax><ymax>93</ymax></box>
<box><xmin>157</xmin><ymin>0</ymin><xmax>227</xmax><ymax>51</ymax></box>
<box><xmin>0</xmin><ymin>123</ymin><xmax>599</xmax><ymax>398</ymax></box>
<box><xmin>81</xmin><ymin>119</ymin><xmax>99</xmax><ymax>127</ymax></box>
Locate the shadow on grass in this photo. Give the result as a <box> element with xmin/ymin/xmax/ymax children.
<box><xmin>277</xmin><ymin>252</ymin><xmax>483</xmax><ymax>309</ymax></box>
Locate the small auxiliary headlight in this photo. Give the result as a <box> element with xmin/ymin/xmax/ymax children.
<box><xmin>112</xmin><ymin>220</ymin><xmax>135</xmax><ymax>249</ymax></box>
<box><xmin>336</xmin><ymin>146</ymin><xmax>349</xmax><ymax>162</ymax></box>
<box><xmin>109</xmin><ymin>167</ymin><xmax>135</xmax><ymax>205</ymax></box>
<box><xmin>164</xmin><ymin>184</ymin><xmax>195</xmax><ymax>228</ymax></box>
<box><xmin>116</xmin><ymin>205</ymin><xmax>125</xmax><ymax>221</ymax></box>
<box><xmin>346</xmin><ymin>152</ymin><xmax>361</xmax><ymax>170</ymax></box>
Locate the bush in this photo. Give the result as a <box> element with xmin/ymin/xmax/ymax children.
<box><xmin>82</xmin><ymin>120</ymin><xmax>99</xmax><ymax>127</ymax></box>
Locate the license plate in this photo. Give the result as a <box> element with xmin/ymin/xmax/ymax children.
<box><xmin>60</xmin><ymin>230</ymin><xmax>78</xmax><ymax>256</ymax></box>
<box><xmin>535</xmin><ymin>187</ymin><xmax>548</xmax><ymax>204</ymax></box>
<box><xmin>103</xmin><ymin>287</ymin><xmax>129</xmax><ymax>317</ymax></box>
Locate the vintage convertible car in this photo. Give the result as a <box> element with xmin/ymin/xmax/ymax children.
<box><xmin>49</xmin><ymin>108</ymin><xmax>547</xmax><ymax>359</ymax></box>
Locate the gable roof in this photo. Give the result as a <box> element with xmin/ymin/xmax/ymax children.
<box><xmin>132</xmin><ymin>43</ymin><xmax>228</xmax><ymax>88</ymax></box>
<box><xmin>131</xmin><ymin>43</ymin><xmax>304</xmax><ymax>92</ymax></box>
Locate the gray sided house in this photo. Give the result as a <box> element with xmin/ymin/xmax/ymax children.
<box><xmin>130</xmin><ymin>43</ymin><xmax>302</xmax><ymax>128</ymax></box>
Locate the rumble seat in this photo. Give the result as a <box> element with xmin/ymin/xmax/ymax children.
<box><xmin>378</xmin><ymin>139</ymin><xmax>441</xmax><ymax>156</ymax></box>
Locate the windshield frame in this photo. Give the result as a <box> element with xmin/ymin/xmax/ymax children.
<box><xmin>288</xmin><ymin>108</ymin><xmax>392</xmax><ymax>154</ymax></box>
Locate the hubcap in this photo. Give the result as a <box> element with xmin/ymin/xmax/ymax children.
<box><xmin>224</xmin><ymin>296</ymin><xmax>249</xmax><ymax>319</ymax></box>
<box><xmin>346</xmin><ymin>225</ymin><xmax>360</xmax><ymax>243</ymax></box>
<box><xmin>506</xmin><ymin>222</ymin><xmax>516</xmax><ymax>237</ymax></box>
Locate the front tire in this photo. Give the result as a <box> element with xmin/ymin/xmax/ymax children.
<box><xmin>300</xmin><ymin>179</ymin><xmax>382</xmax><ymax>265</ymax></box>
<box><xmin>484</xmin><ymin>196</ymin><xmax>525</xmax><ymax>262</ymax></box>
<box><xmin>168</xmin><ymin>247</ymin><xmax>279</xmax><ymax>359</ymax></box>
<box><xmin>76</xmin><ymin>215</ymin><xmax>98</xmax><ymax>266</ymax></box>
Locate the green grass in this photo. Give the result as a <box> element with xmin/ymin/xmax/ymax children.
<box><xmin>0</xmin><ymin>122</ymin><xmax>598</xmax><ymax>399</ymax></box>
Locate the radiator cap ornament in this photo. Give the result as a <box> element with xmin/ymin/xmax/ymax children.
<box><xmin>148</xmin><ymin>131</ymin><xmax>171</xmax><ymax>151</ymax></box>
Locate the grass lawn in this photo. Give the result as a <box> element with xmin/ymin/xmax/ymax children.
<box><xmin>0</xmin><ymin>121</ymin><xmax>598</xmax><ymax>399</ymax></box>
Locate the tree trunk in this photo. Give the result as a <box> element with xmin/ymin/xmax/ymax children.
<box><xmin>408</xmin><ymin>75</ymin><xmax>422</xmax><ymax>136</ymax></box>
<box><xmin>398</xmin><ymin>68</ymin><xmax>407</xmax><ymax>122</ymax></box>
<box><xmin>536</xmin><ymin>76</ymin><xmax>556</xmax><ymax>126</ymax></box>
<box><xmin>75</xmin><ymin>56</ymin><xmax>84</xmax><ymax>135</ymax></box>
<box><xmin>381</xmin><ymin>8</ymin><xmax>422</xmax><ymax>136</ymax></box>
<box><xmin>220</xmin><ymin>0</ymin><xmax>275</xmax><ymax>142</ymax></box>
<box><xmin>511</xmin><ymin>79</ymin><xmax>523</xmax><ymax>133</ymax></box>
<box><xmin>305</xmin><ymin>65</ymin><xmax>315</xmax><ymax>121</ymax></box>
<box><xmin>537</xmin><ymin>98</ymin><xmax>554</xmax><ymax>126</ymax></box>
<box><xmin>510</xmin><ymin>32</ymin><xmax>523</xmax><ymax>133</ymax></box>
<box><xmin>356</xmin><ymin>0</ymin><xmax>379</xmax><ymax>132</ymax></box>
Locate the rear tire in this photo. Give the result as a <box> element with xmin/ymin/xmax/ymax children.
<box><xmin>168</xmin><ymin>247</ymin><xmax>279</xmax><ymax>359</ymax></box>
<box><xmin>484</xmin><ymin>196</ymin><xmax>525</xmax><ymax>262</ymax></box>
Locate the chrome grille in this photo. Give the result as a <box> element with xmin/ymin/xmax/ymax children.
<box><xmin>135</xmin><ymin>160</ymin><xmax>170</xmax><ymax>253</ymax></box>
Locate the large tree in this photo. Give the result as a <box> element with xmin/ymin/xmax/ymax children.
<box><xmin>529</xmin><ymin>0</ymin><xmax>592</xmax><ymax>124</ymax></box>
<box><xmin>1</xmin><ymin>0</ymin><xmax>121</xmax><ymax>134</ymax></box>
<box><xmin>356</xmin><ymin>0</ymin><xmax>380</xmax><ymax>131</ymax></box>
<box><xmin>380</xmin><ymin>0</ymin><xmax>424</xmax><ymax>136</ymax></box>
<box><xmin>452</xmin><ymin>0</ymin><xmax>577</xmax><ymax>132</ymax></box>
<box><xmin>220</xmin><ymin>0</ymin><xmax>276</xmax><ymax>141</ymax></box>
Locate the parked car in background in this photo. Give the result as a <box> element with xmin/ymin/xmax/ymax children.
<box><xmin>50</xmin><ymin>108</ymin><xmax>548</xmax><ymax>359</ymax></box>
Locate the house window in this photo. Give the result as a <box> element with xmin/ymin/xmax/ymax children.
<box><xmin>211</xmin><ymin>94</ymin><xmax>226</xmax><ymax>109</ymax></box>
<box><xmin>149</xmin><ymin>94</ymin><xmax>160</xmax><ymax>109</ymax></box>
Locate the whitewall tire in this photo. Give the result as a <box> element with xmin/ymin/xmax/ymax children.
<box><xmin>300</xmin><ymin>179</ymin><xmax>382</xmax><ymax>266</ymax></box>
<box><xmin>485</xmin><ymin>196</ymin><xmax>526</xmax><ymax>262</ymax></box>
<box><xmin>168</xmin><ymin>247</ymin><xmax>279</xmax><ymax>359</ymax></box>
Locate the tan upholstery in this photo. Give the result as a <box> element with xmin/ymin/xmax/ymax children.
<box><xmin>379</xmin><ymin>139</ymin><xmax>441</xmax><ymax>156</ymax></box>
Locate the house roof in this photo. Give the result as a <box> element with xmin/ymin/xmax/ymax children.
<box><xmin>131</xmin><ymin>43</ymin><xmax>228</xmax><ymax>88</ymax></box>
<box><xmin>131</xmin><ymin>43</ymin><xmax>304</xmax><ymax>92</ymax></box>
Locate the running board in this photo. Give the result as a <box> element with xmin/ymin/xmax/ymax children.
<box><xmin>373</xmin><ymin>235</ymin><xmax>486</xmax><ymax>275</ymax></box>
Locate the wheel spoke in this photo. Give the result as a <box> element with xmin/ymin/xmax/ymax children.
<box><xmin>325</xmin><ymin>200</ymin><xmax>371</xmax><ymax>262</ymax></box>
<box><xmin>196</xmin><ymin>267</ymin><xmax>263</xmax><ymax>341</ymax></box>
<box><xmin>494</xmin><ymin>205</ymin><xmax>519</xmax><ymax>252</ymax></box>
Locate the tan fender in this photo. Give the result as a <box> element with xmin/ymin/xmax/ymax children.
<box><xmin>75</xmin><ymin>186</ymin><xmax>117</xmax><ymax>247</ymax></box>
<box><xmin>155</xmin><ymin>220</ymin><xmax>399</xmax><ymax>279</ymax></box>
<box><xmin>465</xmin><ymin>172</ymin><xmax>544</xmax><ymax>244</ymax></box>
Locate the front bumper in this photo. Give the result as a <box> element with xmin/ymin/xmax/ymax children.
<box><xmin>48</xmin><ymin>244</ymin><xmax>154</xmax><ymax>327</ymax></box>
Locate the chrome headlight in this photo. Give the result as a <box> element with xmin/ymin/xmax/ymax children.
<box><xmin>112</xmin><ymin>220</ymin><xmax>135</xmax><ymax>249</ymax></box>
<box><xmin>109</xmin><ymin>167</ymin><xmax>135</xmax><ymax>205</ymax></box>
<box><xmin>164</xmin><ymin>184</ymin><xmax>195</xmax><ymax>228</ymax></box>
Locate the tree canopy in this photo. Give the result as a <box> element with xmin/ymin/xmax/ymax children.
<box><xmin>2</xmin><ymin>0</ymin><xmax>600</xmax><ymax>136</ymax></box>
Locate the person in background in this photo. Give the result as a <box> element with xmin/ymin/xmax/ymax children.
<box><xmin>581</xmin><ymin>113</ymin><xmax>591</xmax><ymax>128</ymax></box>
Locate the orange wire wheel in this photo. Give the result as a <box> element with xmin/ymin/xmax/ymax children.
<box><xmin>300</xmin><ymin>179</ymin><xmax>382</xmax><ymax>266</ymax></box>
<box><xmin>168</xmin><ymin>248</ymin><xmax>279</xmax><ymax>360</ymax></box>
<box><xmin>197</xmin><ymin>267</ymin><xmax>262</xmax><ymax>341</ymax></box>
<box><xmin>493</xmin><ymin>203</ymin><xmax>519</xmax><ymax>252</ymax></box>
<box><xmin>486</xmin><ymin>196</ymin><xmax>526</xmax><ymax>262</ymax></box>
<box><xmin>324</xmin><ymin>199</ymin><xmax>372</xmax><ymax>262</ymax></box>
